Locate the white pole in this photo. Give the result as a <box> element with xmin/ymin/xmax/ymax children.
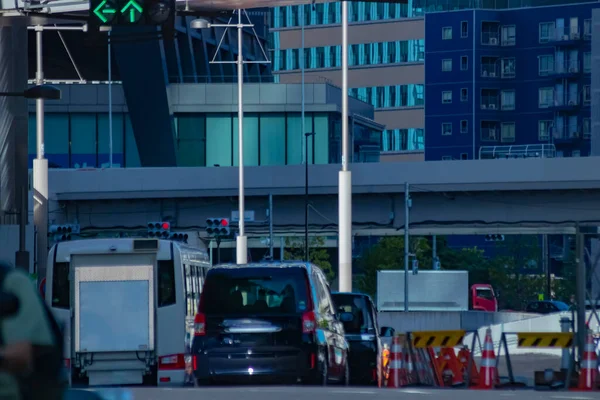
<box><xmin>338</xmin><ymin>1</ymin><xmax>352</xmax><ymax>293</ymax></box>
<box><xmin>33</xmin><ymin>26</ymin><xmax>49</xmax><ymax>281</ymax></box>
<box><xmin>301</xmin><ymin>5</ymin><xmax>305</xmax><ymax>162</ymax></box>
<box><xmin>108</xmin><ymin>30</ymin><xmax>113</xmax><ymax>168</ymax></box>
<box><xmin>236</xmin><ymin>9</ymin><xmax>248</xmax><ymax>264</ymax></box>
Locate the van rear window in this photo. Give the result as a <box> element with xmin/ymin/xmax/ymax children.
<box><xmin>52</xmin><ymin>262</ymin><xmax>70</xmax><ymax>309</ymax></box>
<box><xmin>331</xmin><ymin>294</ymin><xmax>374</xmax><ymax>334</ymax></box>
<box><xmin>201</xmin><ymin>267</ymin><xmax>310</xmax><ymax>315</ymax></box>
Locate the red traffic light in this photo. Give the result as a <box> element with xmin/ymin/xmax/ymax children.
<box><xmin>220</xmin><ymin>219</ymin><xmax>229</xmax><ymax>227</ymax></box>
<box><xmin>162</xmin><ymin>222</ymin><xmax>170</xmax><ymax>230</ymax></box>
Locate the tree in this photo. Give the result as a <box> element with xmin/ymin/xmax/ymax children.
<box><xmin>355</xmin><ymin>236</ymin><xmax>432</xmax><ymax>298</ymax></box>
<box><xmin>284</xmin><ymin>236</ymin><xmax>334</xmax><ymax>283</ymax></box>
<box><xmin>488</xmin><ymin>235</ymin><xmax>545</xmax><ymax>310</ymax></box>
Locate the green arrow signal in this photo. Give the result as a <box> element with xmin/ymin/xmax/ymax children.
<box><xmin>121</xmin><ymin>0</ymin><xmax>143</xmax><ymax>23</ymax></box>
<box><xmin>93</xmin><ymin>0</ymin><xmax>117</xmax><ymax>23</ymax></box>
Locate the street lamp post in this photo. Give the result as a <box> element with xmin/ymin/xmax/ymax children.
<box><xmin>0</xmin><ymin>83</ymin><xmax>61</xmax><ymax>272</ymax></box>
<box><xmin>27</xmin><ymin>24</ymin><xmax>87</xmax><ymax>281</ymax></box>
<box><xmin>304</xmin><ymin>132</ymin><xmax>315</xmax><ymax>262</ymax></box>
<box><xmin>191</xmin><ymin>11</ymin><xmax>270</xmax><ymax>265</ymax></box>
<box><xmin>339</xmin><ymin>1</ymin><xmax>352</xmax><ymax>293</ymax></box>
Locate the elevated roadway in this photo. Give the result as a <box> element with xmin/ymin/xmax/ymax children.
<box><xmin>47</xmin><ymin>157</ymin><xmax>600</xmax><ymax>237</ymax></box>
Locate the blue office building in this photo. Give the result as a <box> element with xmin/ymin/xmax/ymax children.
<box><xmin>424</xmin><ymin>2</ymin><xmax>596</xmax><ymax>161</ymax></box>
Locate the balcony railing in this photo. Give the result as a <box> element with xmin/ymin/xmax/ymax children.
<box><xmin>479</xmin><ymin>144</ymin><xmax>556</xmax><ymax>160</ymax></box>
<box><xmin>545</xmin><ymin>26</ymin><xmax>582</xmax><ymax>43</ymax></box>
<box><xmin>551</xmin><ymin>59</ymin><xmax>580</xmax><ymax>75</ymax></box>
<box><xmin>481</xmin><ymin>65</ymin><xmax>499</xmax><ymax>78</ymax></box>
<box><xmin>480</xmin><ymin>96</ymin><xmax>499</xmax><ymax>110</ymax></box>
<box><xmin>481</xmin><ymin>32</ymin><xmax>500</xmax><ymax>45</ymax></box>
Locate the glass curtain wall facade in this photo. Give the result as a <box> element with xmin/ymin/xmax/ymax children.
<box><xmin>31</xmin><ymin>112</ymin><xmax>382</xmax><ymax>168</ymax></box>
<box><xmin>270</xmin><ymin>1</ymin><xmax>426</xmax><ymax>154</ymax></box>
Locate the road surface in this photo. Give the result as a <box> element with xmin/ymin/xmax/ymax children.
<box><xmin>77</xmin><ymin>386</ymin><xmax>600</xmax><ymax>400</ymax></box>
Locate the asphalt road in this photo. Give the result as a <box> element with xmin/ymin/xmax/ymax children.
<box><xmin>76</xmin><ymin>386</ymin><xmax>600</xmax><ymax>400</ymax></box>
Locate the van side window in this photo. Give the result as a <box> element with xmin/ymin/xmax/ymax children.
<box><xmin>158</xmin><ymin>260</ymin><xmax>176</xmax><ymax>307</ymax></box>
<box><xmin>51</xmin><ymin>262</ymin><xmax>70</xmax><ymax>309</ymax></box>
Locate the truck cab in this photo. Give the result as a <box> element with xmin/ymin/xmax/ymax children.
<box><xmin>470</xmin><ymin>284</ymin><xmax>497</xmax><ymax>312</ymax></box>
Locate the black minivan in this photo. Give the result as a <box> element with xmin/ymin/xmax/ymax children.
<box><xmin>331</xmin><ymin>292</ymin><xmax>395</xmax><ymax>386</ymax></box>
<box><xmin>191</xmin><ymin>261</ymin><xmax>350</xmax><ymax>386</ymax></box>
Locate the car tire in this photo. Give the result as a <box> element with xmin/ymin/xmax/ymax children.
<box><xmin>320</xmin><ymin>358</ymin><xmax>329</xmax><ymax>386</ymax></box>
<box><xmin>343</xmin><ymin>361</ymin><xmax>350</xmax><ymax>386</ymax></box>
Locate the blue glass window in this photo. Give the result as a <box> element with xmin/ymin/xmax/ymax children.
<box><xmin>175</xmin><ymin>114</ymin><xmax>206</xmax><ymax>167</ymax></box>
<box><xmin>70</xmin><ymin>113</ymin><xmax>97</xmax><ymax>168</ymax></box>
<box><xmin>273</xmin><ymin>39</ymin><xmax>425</xmax><ymax>71</ymax></box>
<box><xmin>382</xmin><ymin>128</ymin><xmax>425</xmax><ymax>151</ymax></box>
<box><xmin>98</xmin><ymin>113</ymin><xmax>124</xmax><ymax>167</ymax></box>
<box><xmin>233</xmin><ymin>114</ymin><xmax>259</xmax><ymax>167</ymax></box>
<box><xmin>259</xmin><ymin>114</ymin><xmax>286</xmax><ymax>166</ymax></box>
<box><xmin>206</xmin><ymin>114</ymin><xmax>232</xmax><ymax>167</ymax></box>
<box><xmin>349</xmin><ymin>84</ymin><xmax>425</xmax><ymax>109</ymax></box>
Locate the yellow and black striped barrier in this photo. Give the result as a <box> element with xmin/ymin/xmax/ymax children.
<box><xmin>410</xmin><ymin>330</ymin><xmax>466</xmax><ymax>348</ymax></box>
<box><xmin>516</xmin><ymin>332</ymin><xmax>573</xmax><ymax>348</ymax></box>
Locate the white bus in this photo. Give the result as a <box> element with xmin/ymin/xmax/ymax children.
<box><xmin>45</xmin><ymin>237</ymin><xmax>211</xmax><ymax>387</ymax></box>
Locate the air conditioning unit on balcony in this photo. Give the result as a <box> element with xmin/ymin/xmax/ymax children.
<box><xmin>489</xmin><ymin>104</ymin><xmax>496</xmax><ymax>109</ymax></box>
<box><xmin>569</xmin><ymin>67</ymin><xmax>578</xmax><ymax>73</ymax></box>
<box><xmin>489</xmin><ymin>72</ymin><xmax>496</xmax><ymax>77</ymax></box>
<box><xmin>572</xmin><ymin>131</ymin><xmax>580</xmax><ymax>138</ymax></box>
<box><xmin>481</xmin><ymin>104</ymin><xmax>487</xmax><ymax>109</ymax></box>
<box><xmin>571</xmin><ymin>32</ymin><xmax>580</xmax><ymax>40</ymax></box>
<box><xmin>568</xmin><ymin>100</ymin><xmax>576</xmax><ymax>106</ymax></box>
<box><xmin>489</xmin><ymin>129</ymin><xmax>497</xmax><ymax>140</ymax></box>
<box><xmin>490</xmin><ymin>37</ymin><xmax>498</xmax><ymax>45</ymax></box>
<box><xmin>563</xmin><ymin>34</ymin><xmax>569</xmax><ymax>41</ymax></box>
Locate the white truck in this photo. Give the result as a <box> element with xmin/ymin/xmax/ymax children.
<box><xmin>376</xmin><ymin>270</ymin><xmax>497</xmax><ymax>312</ymax></box>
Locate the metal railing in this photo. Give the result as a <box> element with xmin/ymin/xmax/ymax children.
<box><xmin>544</xmin><ymin>26</ymin><xmax>582</xmax><ymax>43</ymax></box>
<box><xmin>479</xmin><ymin>144</ymin><xmax>556</xmax><ymax>159</ymax></box>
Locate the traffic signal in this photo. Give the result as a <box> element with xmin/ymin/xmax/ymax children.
<box><xmin>89</xmin><ymin>0</ymin><xmax>176</xmax><ymax>29</ymax></box>
<box><xmin>170</xmin><ymin>232</ymin><xmax>189</xmax><ymax>243</ymax></box>
<box><xmin>205</xmin><ymin>218</ymin><xmax>230</xmax><ymax>237</ymax></box>
<box><xmin>148</xmin><ymin>221</ymin><xmax>170</xmax><ymax>238</ymax></box>
<box><xmin>485</xmin><ymin>234</ymin><xmax>505</xmax><ymax>242</ymax></box>
<box><xmin>50</xmin><ymin>224</ymin><xmax>80</xmax><ymax>242</ymax></box>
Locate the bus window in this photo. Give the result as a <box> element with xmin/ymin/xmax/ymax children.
<box><xmin>184</xmin><ymin>264</ymin><xmax>193</xmax><ymax>317</ymax></box>
<box><xmin>193</xmin><ymin>265</ymin><xmax>202</xmax><ymax>311</ymax></box>
<box><xmin>52</xmin><ymin>262</ymin><xmax>70</xmax><ymax>309</ymax></box>
<box><xmin>158</xmin><ymin>260</ymin><xmax>176</xmax><ymax>307</ymax></box>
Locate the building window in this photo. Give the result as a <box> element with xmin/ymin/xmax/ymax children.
<box><xmin>538</xmin><ymin>87</ymin><xmax>553</xmax><ymax>108</ymax></box>
<box><xmin>460</xmin><ymin>120</ymin><xmax>468</xmax><ymax>134</ymax></box>
<box><xmin>584</xmin><ymin>19</ymin><xmax>592</xmax><ymax>39</ymax></box>
<box><xmin>539</xmin><ymin>22</ymin><xmax>555</xmax><ymax>42</ymax></box>
<box><xmin>584</xmin><ymin>118</ymin><xmax>591</xmax><ymax>138</ymax></box>
<box><xmin>501</xmin><ymin>90</ymin><xmax>515</xmax><ymax>110</ymax></box>
<box><xmin>501</xmin><ymin>25</ymin><xmax>515</xmax><ymax>46</ymax></box>
<box><xmin>584</xmin><ymin>52</ymin><xmax>591</xmax><ymax>73</ymax></box>
<box><xmin>442</xmin><ymin>91</ymin><xmax>452</xmax><ymax>104</ymax></box>
<box><xmin>442</xmin><ymin>59</ymin><xmax>452</xmax><ymax>71</ymax></box>
<box><xmin>481</xmin><ymin>56</ymin><xmax>498</xmax><ymax>77</ymax></box>
<box><xmin>460</xmin><ymin>153</ymin><xmax>468</xmax><ymax>160</ymax></box>
<box><xmin>584</xmin><ymin>85</ymin><xmax>591</xmax><ymax>103</ymax></box>
<box><xmin>539</xmin><ymin>55</ymin><xmax>554</xmax><ymax>76</ymax></box>
<box><xmin>480</xmin><ymin>121</ymin><xmax>498</xmax><ymax>141</ymax></box>
<box><xmin>442</xmin><ymin>26</ymin><xmax>452</xmax><ymax>40</ymax></box>
<box><xmin>461</xmin><ymin>56</ymin><xmax>468</xmax><ymax>71</ymax></box>
<box><xmin>461</xmin><ymin>88</ymin><xmax>468</xmax><ymax>102</ymax></box>
<box><xmin>461</xmin><ymin>21</ymin><xmax>468</xmax><ymax>38</ymax></box>
<box><xmin>442</xmin><ymin>123</ymin><xmax>452</xmax><ymax>136</ymax></box>
<box><xmin>501</xmin><ymin>122</ymin><xmax>515</xmax><ymax>143</ymax></box>
<box><xmin>501</xmin><ymin>58</ymin><xmax>515</xmax><ymax>78</ymax></box>
<box><xmin>538</xmin><ymin>120</ymin><xmax>552</xmax><ymax>141</ymax></box>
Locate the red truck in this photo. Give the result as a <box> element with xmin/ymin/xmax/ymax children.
<box><xmin>470</xmin><ymin>283</ymin><xmax>498</xmax><ymax>312</ymax></box>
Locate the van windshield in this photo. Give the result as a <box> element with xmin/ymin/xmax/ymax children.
<box><xmin>331</xmin><ymin>294</ymin><xmax>374</xmax><ymax>334</ymax></box>
<box><xmin>201</xmin><ymin>267</ymin><xmax>310</xmax><ymax>315</ymax></box>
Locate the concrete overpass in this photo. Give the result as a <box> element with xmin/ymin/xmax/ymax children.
<box><xmin>45</xmin><ymin>157</ymin><xmax>600</xmax><ymax>239</ymax></box>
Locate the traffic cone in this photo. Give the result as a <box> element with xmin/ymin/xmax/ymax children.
<box><xmin>476</xmin><ymin>328</ymin><xmax>498</xmax><ymax>390</ymax></box>
<box><xmin>387</xmin><ymin>335</ymin><xmax>408</xmax><ymax>388</ymax></box>
<box><xmin>575</xmin><ymin>333</ymin><xmax>598</xmax><ymax>391</ymax></box>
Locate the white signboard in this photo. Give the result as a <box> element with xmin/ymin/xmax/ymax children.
<box><xmin>231</xmin><ymin>210</ymin><xmax>255</xmax><ymax>222</ymax></box>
